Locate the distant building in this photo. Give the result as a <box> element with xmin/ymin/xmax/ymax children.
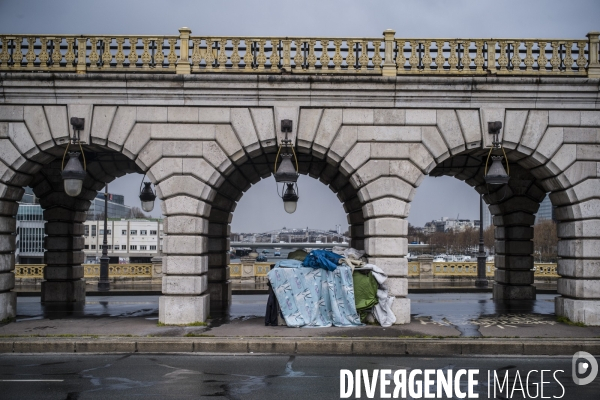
<box><xmin>535</xmin><ymin>195</ymin><xmax>554</xmax><ymax>223</ymax></box>
<box><xmin>83</xmin><ymin>219</ymin><xmax>163</xmax><ymax>263</ymax></box>
<box><xmin>424</xmin><ymin>217</ymin><xmax>479</xmax><ymax>233</ymax></box>
<box><xmin>16</xmin><ymin>188</ymin><xmax>142</xmax><ymax>264</ymax></box>
<box><xmin>87</xmin><ymin>193</ymin><xmax>132</xmax><ymax>220</ymax></box>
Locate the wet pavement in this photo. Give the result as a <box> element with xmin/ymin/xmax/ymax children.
<box><xmin>2</xmin><ymin>293</ymin><xmax>600</xmax><ymax>338</ymax></box>
<box><xmin>2</xmin><ymin>354</ymin><xmax>597</xmax><ymax>400</ymax></box>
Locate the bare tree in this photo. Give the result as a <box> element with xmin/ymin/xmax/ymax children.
<box><xmin>129</xmin><ymin>207</ymin><xmax>149</xmax><ymax>219</ymax></box>
<box><xmin>533</xmin><ymin>219</ymin><xmax>558</xmax><ymax>262</ymax></box>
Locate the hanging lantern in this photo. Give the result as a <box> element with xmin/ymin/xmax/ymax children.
<box><xmin>61</xmin><ymin>117</ymin><xmax>87</xmax><ymax>197</ymax></box>
<box><xmin>485</xmin><ymin>156</ymin><xmax>510</xmax><ymax>185</ymax></box>
<box><xmin>282</xmin><ymin>183</ymin><xmax>299</xmax><ymax>214</ymax></box>
<box><xmin>274</xmin><ymin>119</ymin><xmax>300</xmax><ymax>213</ymax></box>
<box><xmin>61</xmin><ymin>152</ymin><xmax>86</xmax><ymax>197</ymax></box>
<box><xmin>139</xmin><ymin>181</ymin><xmax>157</xmax><ymax>212</ymax></box>
<box><xmin>484</xmin><ymin>121</ymin><xmax>510</xmax><ymax>187</ymax></box>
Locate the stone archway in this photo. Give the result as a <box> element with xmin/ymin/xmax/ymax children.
<box><xmin>1</xmin><ymin>103</ymin><xmax>599</xmax><ymax>326</ymax></box>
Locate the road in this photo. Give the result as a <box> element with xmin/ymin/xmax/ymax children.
<box><xmin>0</xmin><ymin>354</ymin><xmax>597</xmax><ymax>399</ymax></box>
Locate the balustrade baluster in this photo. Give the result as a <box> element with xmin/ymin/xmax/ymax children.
<box><xmin>12</xmin><ymin>37</ymin><xmax>23</xmax><ymax>69</ymax></box>
<box><xmin>372</xmin><ymin>40</ymin><xmax>382</xmax><ymax>72</ymax></box>
<box><xmin>167</xmin><ymin>38</ymin><xmax>177</xmax><ymax>68</ymax></box>
<box><xmin>128</xmin><ymin>37</ymin><xmax>139</xmax><ymax>67</ymax></box>
<box><xmin>190</xmin><ymin>39</ymin><xmax>201</xmax><ymax>70</ymax></box>
<box><xmin>39</xmin><ymin>37</ymin><xmax>49</xmax><ymax>68</ymax></box>
<box><xmin>218</xmin><ymin>38</ymin><xmax>228</xmax><ymax>70</ymax></box>
<box><xmin>282</xmin><ymin>39</ymin><xmax>292</xmax><ymax>70</ymax></box>
<box><xmin>550</xmin><ymin>41</ymin><xmax>560</xmax><ymax>71</ymax></box>
<box><xmin>205</xmin><ymin>39</ymin><xmax>216</xmax><ymax>69</ymax></box>
<box><xmin>115</xmin><ymin>38</ymin><xmax>125</xmax><ymax>68</ymax></box>
<box><xmin>155</xmin><ymin>39</ymin><xmax>165</xmax><ymax>68</ymax></box>
<box><xmin>269</xmin><ymin>39</ymin><xmax>280</xmax><ymax>70</ymax></box>
<box><xmin>423</xmin><ymin>40</ymin><xmax>432</xmax><ymax>72</ymax></box>
<box><xmin>76</xmin><ymin>37</ymin><xmax>87</xmax><ymax>73</ymax></box>
<box><xmin>25</xmin><ymin>36</ymin><xmax>36</xmax><ymax>68</ymax></box>
<box><xmin>497</xmin><ymin>40</ymin><xmax>508</xmax><ymax>72</ymax></box>
<box><xmin>408</xmin><ymin>40</ymin><xmax>418</xmax><ymax>71</ymax></box>
<box><xmin>395</xmin><ymin>40</ymin><xmax>404</xmax><ymax>71</ymax></box>
<box><xmin>537</xmin><ymin>41</ymin><xmax>548</xmax><ymax>72</ymax></box>
<box><xmin>243</xmin><ymin>39</ymin><xmax>253</xmax><ymax>70</ymax></box>
<box><xmin>358</xmin><ymin>40</ymin><xmax>368</xmax><ymax>71</ymax></box>
<box><xmin>576</xmin><ymin>41</ymin><xmax>587</xmax><ymax>72</ymax></box>
<box><xmin>256</xmin><ymin>39</ymin><xmax>267</xmax><ymax>70</ymax></box>
<box><xmin>101</xmin><ymin>37</ymin><xmax>112</xmax><ymax>68</ymax></box>
<box><xmin>306</xmin><ymin>39</ymin><xmax>316</xmax><ymax>71</ymax></box>
<box><xmin>448</xmin><ymin>40</ymin><xmax>458</xmax><ymax>72</ymax></box>
<box><xmin>524</xmin><ymin>41</ymin><xmax>534</xmax><ymax>72</ymax></box>
<box><xmin>319</xmin><ymin>39</ymin><xmax>330</xmax><ymax>70</ymax></box>
<box><xmin>51</xmin><ymin>38</ymin><xmax>62</xmax><ymax>68</ymax></box>
<box><xmin>89</xmin><ymin>37</ymin><xmax>99</xmax><ymax>69</ymax></box>
<box><xmin>474</xmin><ymin>40</ymin><xmax>485</xmax><ymax>73</ymax></box>
<box><xmin>141</xmin><ymin>38</ymin><xmax>152</xmax><ymax>69</ymax></box>
<box><xmin>510</xmin><ymin>41</ymin><xmax>521</xmax><ymax>71</ymax></box>
<box><xmin>0</xmin><ymin>37</ymin><xmax>10</xmax><ymax>68</ymax></box>
<box><xmin>293</xmin><ymin>40</ymin><xmax>304</xmax><ymax>70</ymax></box>
<box><xmin>231</xmin><ymin>39</ymin><xmax>241</xmax><ymax>70</ymax></box>
<box><xmin>345</xmin><ymin>40</ymin><xmax>356</xmax><ymax>71</ymax></box>
<box><xmin>434</xmin><ymin>41</ymin><xmax>445</xmax><ymax>71</ymax></box>
<box><xmin>564</xmin><ymin>41</ymin><xmax>574</xmax><ymax>72</ymax></box>
<box><xmin>332</xmin><ymin>39</ymin><xmax>342</xmax><ymax>71</ymax></box>
<box><xmin>460</xmin><ymin>41</ymin><xmax>471</xmax><ymax>72</ymax></box>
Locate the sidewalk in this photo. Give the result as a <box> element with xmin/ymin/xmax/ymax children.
<box><xmin>1</xmin><ymin>293</ymin><xmax>599</xmax><ymax>355</ymax></box>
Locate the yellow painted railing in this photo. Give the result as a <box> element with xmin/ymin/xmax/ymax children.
<box><xmin>1</xmin><ymin>29</ymin><xmax>597</xmax><ymax>76</ymax></box>
<box><xmin>229</xmin><ymin>262</ymin><xmax>271</xmax><ymax>278</ymax></box>
<box><xmin>14</xmin><ymin>264</ymin><xmax>152</xmax><ymax>279</ymax></box>
<box><xmin>433</xmin><ymin>262</ymin><xmax>496</xmax><ymax>277</ymax></box>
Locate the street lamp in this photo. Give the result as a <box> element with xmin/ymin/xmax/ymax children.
<box><xmin>98</xmin><ymin>183</ymin><xmax>110</xmax><ymax>291</ymax></box>
<box><xmin>273</xmin><ymin>119</ymin><xmax>299</xmax><ymax>214</ymax></box>
<box><xmin>139</xmin><ymin>177</ymin><xmax>157</xmax><ymax>213</ymax></box>
<box><xmin>61</xmin><ymin>117</ymin><xmax>87</xmax><ymax>197</ymax></box>
<box><xmin>476</xmin><ymin>121</ymin><xmax>510</xmax><ymax>288</ymax></box>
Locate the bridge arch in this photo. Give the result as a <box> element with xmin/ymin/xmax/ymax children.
<box><xmin>1</xmin><ymin>103</ymin><xmax>599</xmax><ymax>326</ymax></box>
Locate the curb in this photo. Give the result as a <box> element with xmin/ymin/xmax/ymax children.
<box><xmin>1</xmin><ymin>337</ymin><xmax>598</xmax><ymax>356</ymax></box>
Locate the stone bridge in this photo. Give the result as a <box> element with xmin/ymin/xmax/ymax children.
<box><xmin>0</xmin><ymin>29</ymin><xmax>599</xmax><ymax>325</ymax></box>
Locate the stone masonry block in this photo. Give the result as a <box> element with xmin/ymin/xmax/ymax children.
<box><xmin>0</xmin><ymin>271</ymin><xmax>15</xmax><ymax>292</ymax></box>
<box><xmin>556</xmin><ymin>297</ymin><xmax>600</xmax><ymax>326</ymax></box>
<box><xmin>0</xmin><ymin>291</ymin><xmax>16</xmax><ymax>321</ymax></box>
<box><xmin>558</xmin><ymin>259</ymin><xmax>600</xmax><ymax>279</ymax></box>
<box><xmin>328</xmin><ymin>125</ymin><xmax>357</xmax><ymax>164</ymax></box>
<box><xmin>151</xmin><ymin>123</ymin><xmax>216</xmax><ymax>140</ymax></box>
<box><xmin>374</xmin><ymin>109</ymin><xmax>405</xmax><ymax>125</ymax></box>
<box><xmin>163</xmin><ymin>235</ymin><xmax>207</xmax><ymax>255</ymax></box>
<box><xmin>363</xmin><ymin>198</ymin><xmax>409</xmax><ymax>218</ymax></box>
<box><xmin>343</xmin><ymin>109</ymin><xmax>373</xmax><ymax>125</ymax></box>
<box><xmin>405</xmin><ymin>109</ymin><xmax>436</xmax><ymax>125</ymax></box>
<box><xmin>199</xmin><ymin>108</ymin><xmax>230</xmax><ymax>123</ymax></box>
<box><xmin>0</xmin><ymin>253</ymin><xmax>15</xmax><ymax>273</ymax></box>
<box><xmin>163</xmin><ymin>255</ymin><xmax>208</xmax><ymax>275</ymax></box>
<box><xmin>357</xmin><ymin>126</ymin><xmax>421</xmax><ymax>142</ymax></box>
<box><xmin>164</xmin><ymin>216</ymin><xmax>209</xmax><ymax>235</ymax></box>
<box><xmin>558</xmin><ymin>239</ymin><xmax>600</xmax><ymax>258</ymax></box>
<box><xmin>558</xmin><ymin>278</ymin><xmax>600</xmax><ymax>299</ymax></box>
<box><xmin>0</xmin><ymin>234</ymin><xmax>16</xmax><ymax>252</ymax></box>
<box><xmin>157</xmin><ymin>175</ymin><xmax>214</xmax><ymax>201</ymax></box>
<box><xmin>358</xmin><ymin>176</ymin><xmax>415</xmax><ymax>203</ymax></box>
<box><xmin>350</xmin><ymin>160</ymin><xmax>389</xmax><ymax>188</ymax></box>
<box><xmin>162</xmin><ymin>275</ymin><xmax>208</xmax><ymax>295</ymax></box>
<box><xmin>296</xmin><ymin>108</ymin><xmax>322</xmax><ymax>152</ymax></box>
<box><xmin>549</xmin><ymin>110</ymin><xmax>581</xmax><ymax>127</ymax></box>
<box><xmin>340</xmin><ymin>143</ymin><xmax>370</xmax><ymax>176</ymax></box>
<box><xmin>364</xmin><ymin>218</ymin><xmax>408</xmax><ymax>236</ymax></box>
<box><xmin>436</xmin><ymin>110</ymin><xmax>465</xmax><ymax>154</ymax></box>
<box><xmin>162</xmin><ymin>196</ymin><xmax>211</xmax><ymax>217</ymax></box>
<box><xmin>367</xmin><ymin>257</ymin><xmax>408</xmax><ymax>277</ymax></box>
<box><xmin>391</xmin><ymin>297</ymin><xmax>410</xmax><ymax>324</ymax></box>
<box><xmin>312</xmin><ymin>109</ymin><xmax>342</xmax><ymax>159</ymax></box>
<box><xmin>365</xmin><ymin>237</ymin><xmax>407</xmax><ymax>257</ymax></box>
<box><xmin>168</xmin><ymin>107</ymin><xmax>199</xmax><ymax>123</ymax></box>
<box><xmin>387</xmin><ymin>277</ymin><xmax>408</xmax><ymax>297</ymax></box>
<box><xmin>107</xmin><ymin>106</ymin><xmax>137</xmax><ymax>151</ymax></box>
<box><xmin>159</xmin><ymin>294</ymin><xmax>209</xmax><ymax>324</ymax></box>
<box><xmin>136</xmin><ymin>106</ymin><xmax>168</xmax><ymax>122</ymax></box>
<box><xmin>231</xmin><ymin>108</ymin><xmax>261</xmax><ymax>156</ymax></box>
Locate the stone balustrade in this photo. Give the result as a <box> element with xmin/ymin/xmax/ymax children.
<box><xmin>1</xmin><ymin>29</ymin><xmax>598</xmax><ymax>77</ymax></box>
<box><xmin>14</xmin><ymin>263</ymin><xmax>154</xmax><ymax>280</ymax></box>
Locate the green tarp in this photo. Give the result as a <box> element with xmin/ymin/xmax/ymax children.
<box><xmin>352</xmin><ymin>271</ymin><xmax>379</xmax><ymax>322</ymax></box>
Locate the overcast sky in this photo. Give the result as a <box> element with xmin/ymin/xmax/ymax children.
<box><xmin>2</xmin><ymin>0</ymin><xmax>598</xmax><ymax>231</ymax></box>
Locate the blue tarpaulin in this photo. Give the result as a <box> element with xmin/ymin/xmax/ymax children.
<box><xmin>267</xmin><ymin>264</ymin><xmax>363</xmax><ymax>327</ymax></box>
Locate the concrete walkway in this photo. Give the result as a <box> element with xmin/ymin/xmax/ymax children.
<box><xmin>1</xmin><ymin>293</ymin><xmax>599</xmax><ymax>355</ymax></box>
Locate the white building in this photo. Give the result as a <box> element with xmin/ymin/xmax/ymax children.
<box><xmin>83</xmin><ymin>219</ymin><xmax>163</xmax><ymax>263</ymax></box>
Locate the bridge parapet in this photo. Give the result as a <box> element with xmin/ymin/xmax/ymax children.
<box><xmin>1</xmin><ymin>28</ymin><xmax>598</xmax><ymax>77</ymax></box>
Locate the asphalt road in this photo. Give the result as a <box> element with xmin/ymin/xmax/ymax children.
<box><xmin>0</xmin><ymin>354</ymin><xmax>597</xmax><ymax>399</ymax></box>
